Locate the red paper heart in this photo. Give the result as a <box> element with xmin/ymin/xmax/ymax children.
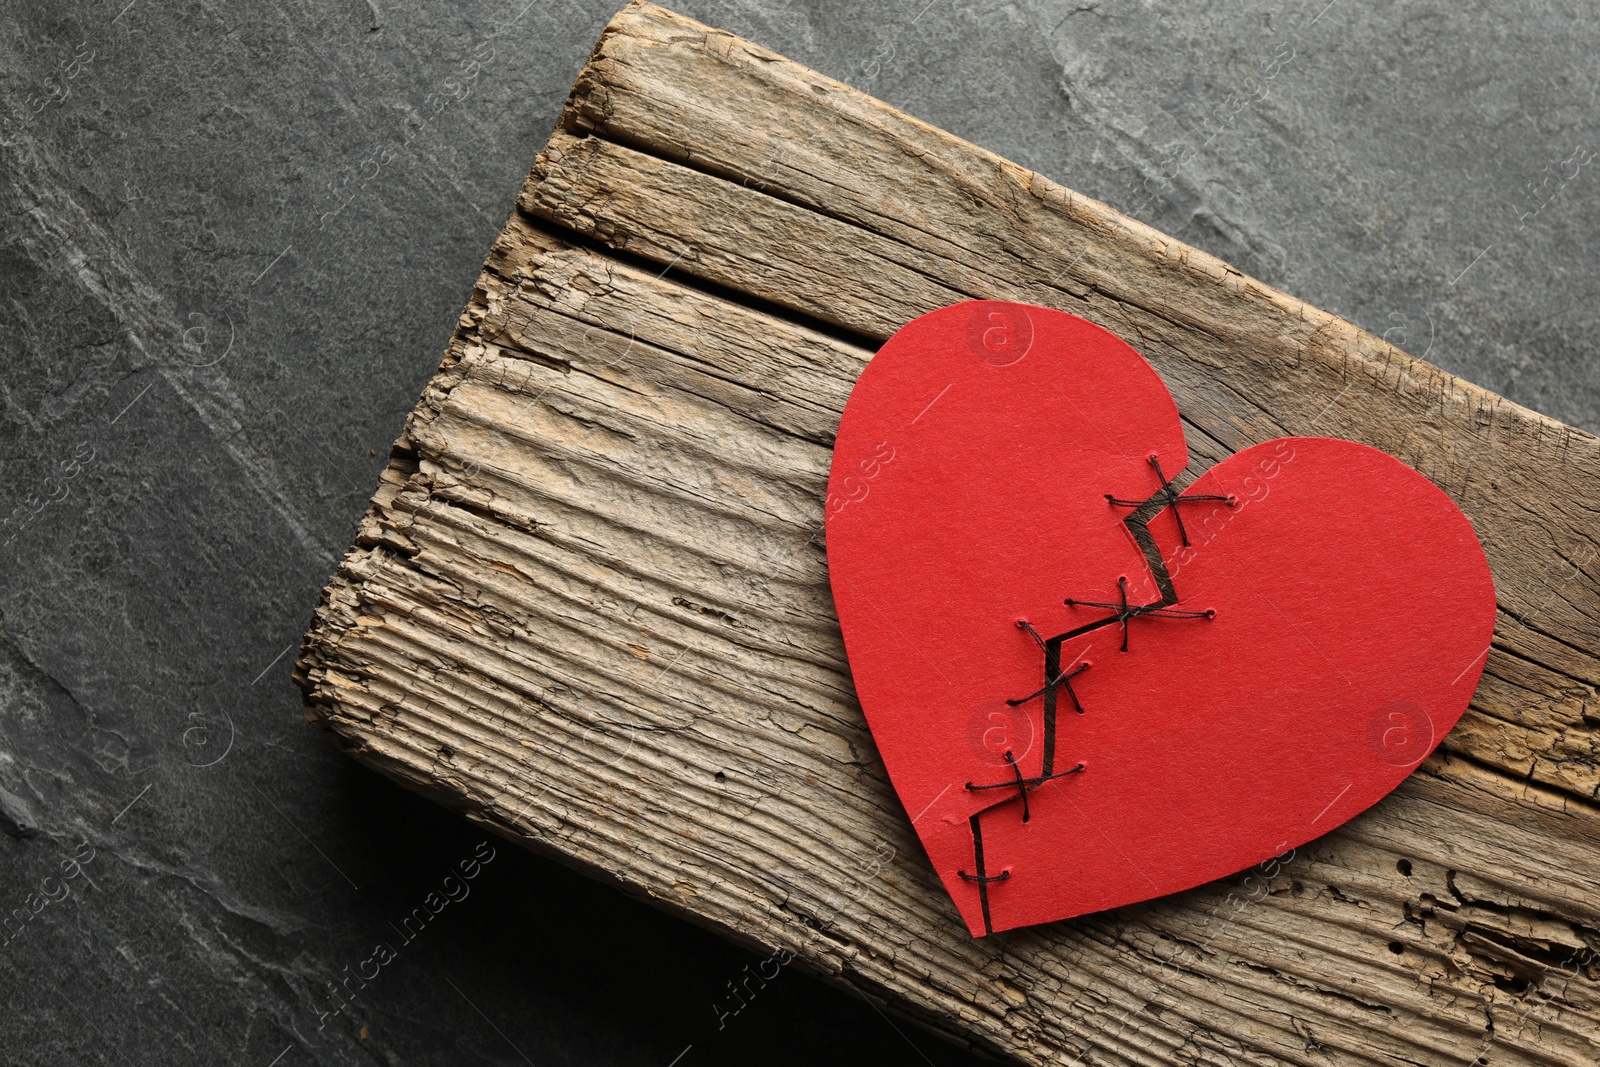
<box><xmin>827</xmin><ymin>301</ymin><xmax>1496</xmax><ymax>936</ymax></box>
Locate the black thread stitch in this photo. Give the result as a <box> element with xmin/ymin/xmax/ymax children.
<box><xmin>1064</xmin><ymin>575</ymin><xmax>1214</xmax><ymax>653</ymax></box>
<box><xmin>1009</xmin><ymin>621</ymin><xmax>1089</xmax><ymax>713</ymax></box>
<box><xmin>1009</xmin><ymin>619</ymin><xmax>1089</xmax><ymax>778</ymax></box>
<box><xmin>957</xmin><ymin>813</ymin><xmax>1009</xmax><ymax>935</ymax></box>
<box><xmin>1106</xmin><ymin>453</ymin><xmax>1236</xmax><ymax>547</ymax></box>
<box><xmin>965</xmin><ymin>749</ymin><xmax>1085</xmax><ymax>822</ymax></box>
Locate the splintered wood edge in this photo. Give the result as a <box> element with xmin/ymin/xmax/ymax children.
<box><xmin>296</xmin><ymin>4</ymin><xmax>1600</xmax><ymax>1065</ymax></box>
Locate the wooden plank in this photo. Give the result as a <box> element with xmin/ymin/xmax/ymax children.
<box><xmin>296</xmin><ymin>4</ymin><xmax>1600</xmax><ymax>1064</ymax></box>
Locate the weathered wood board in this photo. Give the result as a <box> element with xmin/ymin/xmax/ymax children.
<box><xmin>295</xmin><ymin>3</ymin><xmax>1600</xmax><ymax>1063</ymax></box>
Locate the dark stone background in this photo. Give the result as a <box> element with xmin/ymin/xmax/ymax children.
<box><xmin>1</xmin><ymin>0</ymin><xmax>1594</xmax><ymax>1063</ymax></box>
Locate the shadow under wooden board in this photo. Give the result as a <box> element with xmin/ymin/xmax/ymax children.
<box><xmin>295</xmin><ymin>3</ymin><xmax>1600</xmax><ymax>1063</ymax></box>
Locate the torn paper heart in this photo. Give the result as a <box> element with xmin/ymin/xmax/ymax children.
<box><xmin>826</xmin><ymin>301</ymin><xmax>1496</xmax><ymax>936</ymax></box>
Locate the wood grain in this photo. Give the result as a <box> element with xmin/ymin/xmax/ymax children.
<box><xmin>296</xmin><ymin>4</ymin><xmax>1600</xmax><ymax>1063</ymax></box>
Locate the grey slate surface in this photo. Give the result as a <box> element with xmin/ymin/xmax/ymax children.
<box><xmin>1</xmin><ymin>1</ymin><xmax>1595</xmax><ymax>1064</ymax></box>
